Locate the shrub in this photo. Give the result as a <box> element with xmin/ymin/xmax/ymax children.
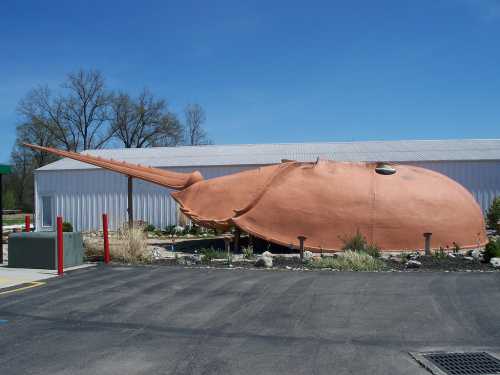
<box><xmin>432</xmin><ymin>247</ymin><xmax>447</xmax><ymax>259</ymax></box>
<box><xmin>189</xmin><ymin>224</ymin><xmax>202</xmax><ymax>235</ymax></box>
<box><xmin>164</xmin><ymin>225</ymin><xmax>176</xmax><ymax>235</ymax></box>
<box><xmin>308</xmin><ymin>251</ymin><xmax>385</xmax><ymax>271</ymax></box>
<box><xmin>242</xmin><ymin>245</ymin><xmax>254</xmax><ymax>259</ymax></box>
<box><xmin>340</xmin><ymin>230</ymin><xmax>367</xmax><ymax>252</ymax></box>
<box><xmin>487</xmin><ymin>197</ymin><xmax>500</xmax><ymax>230</ymax></box>
<box><xmin>200</xmin><ymin>247</ymin><xmax>228</xmax><ymax>262</ymax></box>
<box><xmin>144</xmin><ymin>224</ymin><xmax>156</xmax><ymax>232</ymax></box>
<box><xmin>365</xmin><ymin>244</ymin><xmax>381</xmax><ymax>258</ymax></box>
<box><xmin>484</xmin><ymin>238</ymin><xmax>500</xmax><ymax>262</ymax></box>
<box><xmin>340</xmin><ymin>230</ymin><xmax>380</xmax><ymax>257</ymax></box>
<box><xmin>62</xmin><ymin>221</ymin><xmax>73</xmax><ymax>232</ymax></box>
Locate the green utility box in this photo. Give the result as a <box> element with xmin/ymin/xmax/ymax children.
<box><xmin>8</xmin><ymin>232</ymin><xmax>84</xmax><ymax>269</ymax></box>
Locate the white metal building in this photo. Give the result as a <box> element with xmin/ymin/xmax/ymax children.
<box><xmin>34</xmin><ymin>139</ymin><xmax>500</xmax><ymax>232</ymax></box>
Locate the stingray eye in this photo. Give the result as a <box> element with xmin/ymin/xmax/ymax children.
<box><xmin>375</xmin><ymin>163</ymin><xmax>396</xmax><ymax>175</ymax></box>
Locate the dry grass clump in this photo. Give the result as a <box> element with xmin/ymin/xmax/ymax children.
<box><xmin>309</xmin><ymin>250</ymin><xmax>385</xmax><ymax>271</ymax></box>
<box><xmin>110</xmin><ymin>225</ymin><xmax>151</xmax><ymax>263</ymax></box>
<box><xmin>83</xmin><ymin>225</ymin><xmax>152</xmax><ymax>263</ymax></box>
<box><xmin>83</xmin><ymin>237</ymin><xmax>103</xmax><ymax>258</ymax></box>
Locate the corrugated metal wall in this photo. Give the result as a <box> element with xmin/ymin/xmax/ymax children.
<box><xmin>34</xmin><ymin>160</ymin><xmax>500</xmax><ymax>232</ymax></box>
<box><xmin>34</xmin><ymin>165</ymin><xmax>256</xmax><ymax>231</ymax></box>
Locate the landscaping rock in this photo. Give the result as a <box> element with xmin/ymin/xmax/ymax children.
<box><xmin>405</xmin><ymin>260</ymin><xmax>422</xmax><ymax>269</ymax></box>
<box><xmin>303</xmin><ymin>251</ymin><xmax>314</xmax><ymax>260</ymax></box>
<box><xmin>255</xmin><ymin>252</ymin><xmax>273</xmax><ymax>268</ymax></box>
<box><xmin>149</xmin><ymin>246</ymin><xmax>163</xmax><ymax>260</ymax></box>
<box><xmin>408</xmin><ymin>252</ymin><xmax>420</xmax><ymax>260</ymax></box>
<box><xmin>184</xmin><ymin>254</ymin><xmax>202</xmax><ymax>265</ymax></box>
<box><xmin>471</xmin><ymin>249</ymin><xmax>483</xmax><ymax>260</ymax></box>
<box><xmin>490</xmin><ymin>257</ymin><xmax>500</xmax><ymax>268</ymax></box>
<box><xmin>254</xmin><ymin>257</ymin><xmax>273</xmax><ymax>268</ymax></box>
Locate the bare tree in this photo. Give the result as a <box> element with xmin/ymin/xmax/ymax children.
<box><xmin>13</xmin><ymin>68</ymin><xmax>113</xmax><ymax>211</ymax></box>
<box><xmin>12</xmin><ymin>69</ymin><xmax>210</xmax><ymax>214</ymax></box>
<box><xmin>8</xmin><ymin>144</ymin><xmax>35</xmax><ymax>211</ymax></box>
<box><xmin>17</xmin><ymin>69</ymin><xmax>112</xmax><ymax>152</ymax></box>
<box><xmin>111</xmin><ymin>89</ymin><xmax>183</xmax><ymax>148</ymax></box>
<box><xmin>152</xmin><ymin>113</ymin><xmax>184</xmax><ymax>147</ymax></box>
<box><xmin>14</xmin><ymin>120</ymin><xmax>58</xmax><ymax>167</ymax></box>
<box><xmin>17</xmin><ymin>85</ymin><xmax>74</xmax><ymax>150</ymax></box>
<box><xmin>62</xmin><ymin>69</ymin><xmax>112</xmax><ymax>150</ymax></box>
<box><xmin>6</xmin><ymin>122</ymin><xmax>59</xmax><ymax>211</ymax></box>
<box><xmin>184</xmin><ymin>103</ymin><xmax>211</xmax><ymax>145</ymax></box>
<box><xmin>110</xmin><ymin>92</ymin><xmax>136</xmax><ymax>148</ymax></box>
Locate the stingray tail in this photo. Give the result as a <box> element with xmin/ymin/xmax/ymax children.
<box><xmin>24</xmin><ymin>144</ymin><xmax>203</xmax><ymax>190</ymax></box>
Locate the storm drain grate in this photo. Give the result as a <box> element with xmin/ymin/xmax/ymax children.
<box><xmin>423</xmin><ymin>352</ymin><xmax>500</xmax><ymax>375</ymax></box>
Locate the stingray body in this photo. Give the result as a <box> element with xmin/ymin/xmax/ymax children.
<box><xmin>26</xmin><ymin>144</ymin><xmax>487</xmax><ymax>252</ymax></box>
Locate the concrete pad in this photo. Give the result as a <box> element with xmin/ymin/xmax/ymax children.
<box><xmin>0</xmin><ymin>263</ymin><xmax>96</xmax><ymax>290</ymax></box>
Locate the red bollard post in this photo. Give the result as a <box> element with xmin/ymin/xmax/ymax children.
<box><xmin>25</xmin><ymin>215</ymin><xmax>30</xmax><ymax>232</ymax></box>
<box><xmin>103</xmin><ymin>214</ymin><xmax>110</xmax><ymax>264</ymax></box>
<box><xmin>57</xmin><ymin>216</ymin><xmax>64</xmax><ymax>275</ymax></box>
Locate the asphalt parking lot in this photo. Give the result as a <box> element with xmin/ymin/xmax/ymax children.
<box><xmin>1</xmin><ymin>265</ymin><xmax>500</xmax><ymax>375</ymax></box>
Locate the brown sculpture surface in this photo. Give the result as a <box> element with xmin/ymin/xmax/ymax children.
<box><xmin>26</xmin><ymin>144</ymin><xmax>487</xmax><ymax>252</ymax></box>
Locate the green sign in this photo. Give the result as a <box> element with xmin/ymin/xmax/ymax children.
<box><xmin>0</xmin><ymin>164</ymin><xmax>12</xmax><ymax>175</ymax></box>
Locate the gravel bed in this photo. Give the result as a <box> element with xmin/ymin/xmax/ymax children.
<box><xmin>385</xmin><ymin>255</ymin><xmax>496</xmax><ymax>272</ymax></box>
<box><xmin>149</xmin><ymin>253</ymin><xmax>499</xmax><ymax>272</ymax></box>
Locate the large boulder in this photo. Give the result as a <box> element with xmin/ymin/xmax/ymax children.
<box><xmin>255</xmin><ymin>252</ymin><xmax>273</xmax><ymax>268</ymax></box>
<box><xmin>405</xmin><ymin>260</ymin><xmax>422</xmax><ymax>269</ymax></box>
<box><xmin>490</xmin><ymin>257</ymin><xmax>500</xmax><ymax>268</ymax></box>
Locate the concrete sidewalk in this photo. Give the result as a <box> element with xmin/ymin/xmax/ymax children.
<box><xmin>1</xmin><ymin>244</ymin><xmax>95</xmax><ymax>290</ymax></box>
<box><xmin>0</xmin><ymin>263</ymin><xmax>95</xmax><ymax>290</ymax></box>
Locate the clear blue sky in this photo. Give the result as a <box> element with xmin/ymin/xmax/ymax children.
<box><xmin>1</xmin><ymin>0</ymin><xmax>500</xmax><ymax>163</ymax></box>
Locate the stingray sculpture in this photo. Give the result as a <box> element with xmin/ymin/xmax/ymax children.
<box><xmin>25</xmin><ymin>143</ymin><xmax>487</xmax><ymax>252</ymax></box>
